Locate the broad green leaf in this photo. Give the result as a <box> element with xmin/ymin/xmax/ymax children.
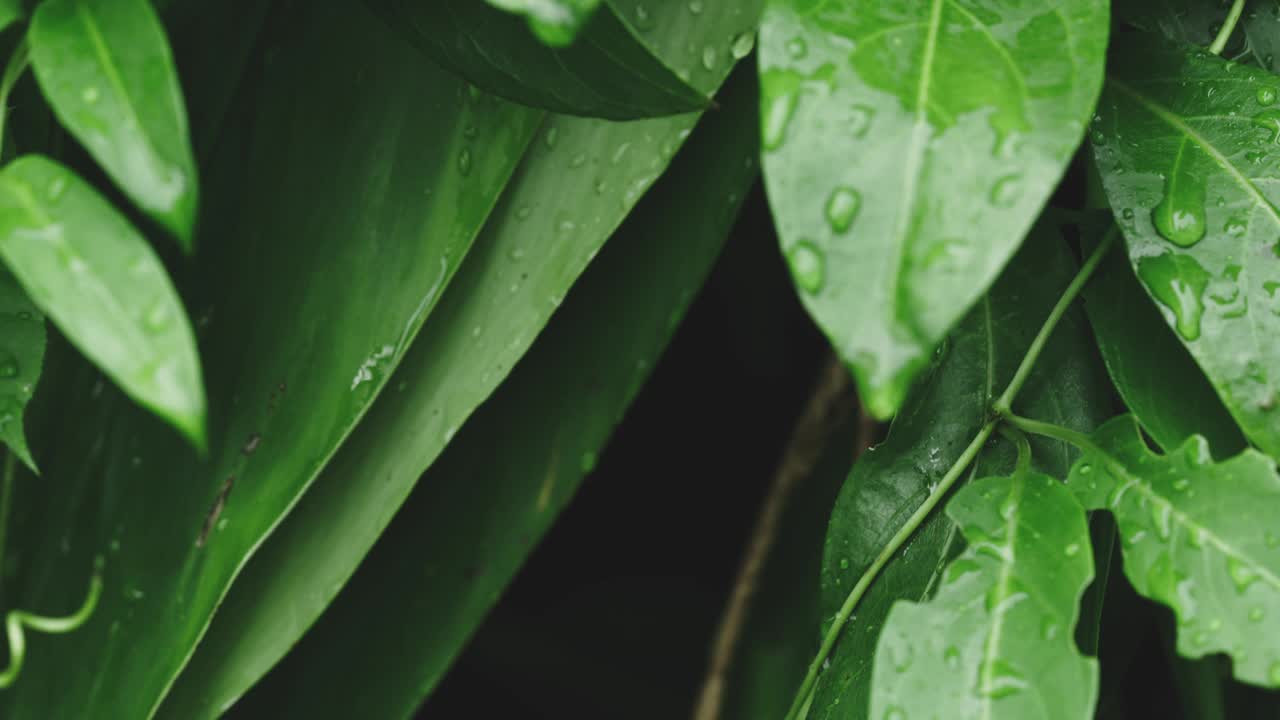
<box><xmin>152</xmin><ymin>4</ymin><xmax>759</xmax><ymax>717</ymax></box>
<box><xmin>0</xmin><ymin>3</ymin><xmax>541</xmax><ymax>717</ymax></box>
<box><xmin>1092</xmin><ymin>37</ymin><xmax>1280</xmax><ymax>458</ymax></box>
<box><xmin>722</xmin><ymin>422</ymin><xmax>856</xmax><ymax>720</ymax></box>
<box><xmin>1066</xmin><ymin>415</ymin><xmax>1280</xmax><ymax>688</ymax></box>
<box><xmin>365</xmin><ymin>0</ymin><xmax>710</xmax><ymax>120</ymax></box>
<box><xmin>810</xmin><ymin>229</ymin><xmax>1112</xmax><ymax>719</ymax></box>
<box><xmin>758</xmin><ymin>0</ymin><xmax>1109</xmax><ymax>419</ymax></box>
<box><xmin>1084</xmin><ymin>242</ymin><xmax>1246</xmax><ymax>456</ymax></box>
<box><xmin>0</xmin><ymin>268</ymin><xmax>42</xmax><ymax>471</ymax></box>
<box><xmin>218</xmin><ymin>63</ymin><xmax>760</xmax><ymax>719</ymax></box>
<box><xmin>872</xmin><ymin>471</ymin><xmax>1097</xmax><ymax>720</ymax></box>
<box><xmin>0</xmin><ymin>156</ymin><xmax>203</xmax><ymax>447</ymax></box>
<box><xmin>486</xmin><ymin>0</ymin><xmax>600</xmax><ymax>45</ymax></box>
<box><xmin>29</xmin><ymin>0</ymin><xmax>199</xmax><ymax>246</ymax></box>
<box><xmin>0</xmin><ymin>0</ymin><xmax>22</xmax><ymax>34</ymax></box>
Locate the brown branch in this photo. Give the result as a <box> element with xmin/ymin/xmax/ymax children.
<box><xmin>691</xmin><ymin>353</ymin><xmax>864</xmax><ymax>720</ymax></box>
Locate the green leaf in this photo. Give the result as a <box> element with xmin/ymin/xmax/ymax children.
<box><xmin>154</xmin><ymin>4</ymin><xmax>759</xmax><ymax>713</ymax></box>
<box><xmin>29</xmin><ymin>0</ymin><xmax>198</xmax><ymax>246</ymax></box>
<box><xmin>0</xmin><ymin>0</ymin><xmax>22</xmax><ymax>34</ymax></box>
<box><xmin>758</xmin><ymin>0</ymin><xmax>1109</xmax><ymax>419</ymax></box>
<box><xmin>0</xmin><ymin>156</ymin><xmax>203</xmax><ymax>448</ymax></box>
<box><xmin>1092</xmin><ymin>37</ymin><xmax>1280</xmax><ymax>459</ymax></box>
<box><xmin>0</xmin><ymin>268</ymin><xmax>42</xmax><ymax>471</ymax></box>
<box><xmin>1083</xmin><ymin>240</ymin><xmax>1246</xmax><ymax>456</ymax></box>
<box><xmin>486</xmin><ymin>0</ymin><xmax>600</xmax><ymax>45</ymax></box>
<box><xmin>365</xmin><ymin>0</ymin><xmax>713</xmax><ymax>119</ymax></box>
<box><xmin>214</xmin><ymin>63</ymin><xmax>760</xmax><ymax>719</ymax></box>
<box><xmin>872</xmin><ymin>470</ymin><xmax>1097</xmax><ymax>720</ymax></box>
<box><xmin>1066</xmin><ymin>415</ymin><xmax>1280</xmax><ymax>688</ymax></box>
<box><xmin>810</xmin><ymin>229</ymin><xmax>1112</xmax><ymax>719</ymax></box>
<box><xmin>0</xmin><ymin>3</ymin><xmax>541</xmax><ymax>717</ymax></box>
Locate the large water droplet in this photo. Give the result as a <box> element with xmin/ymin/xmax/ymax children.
<box><xmin>1064</xmin><ymin>543</ymin><xmax>1081</xmax><ymax>557</ymax></box>
<box><xmin>1259</xmin><ymin>87</ymin><xmax>1277</xmax><ymax>106</ymax></box>
<box><xmin>979</xmin><ymin>660</ymin><xmax>1028</xmax><ymax>699</ymax></box>
<box><xmin>788</xmin><ymin>241</ymin><xmax>825</xmax><ymax>294</ymax></box>
<box><xmin>144</xmin><ymin>302</ymin><xmax>170</xmax><ymax>333</ymax></box>
<box><xmin>730</xmin><ymin>31</ymin><xmax>755</xmax><ymax>59</ymax></box>
<box><xmin>761</xmin><ymin>87</ymin><xmax>798</xmax><ymax>151</ymax></box>
<box><xmin>943</xmin><ymin>646</ymin><xmax>960</xmax><ymax>669</ymax></box>
<box><xmin>457</xmin><ymin>148</ymin><xmax>473</xmax><ymax>176</ymax></box>
<box><xmin>0</xmin><ymin>350</ymin><xmax>17</xmax><ymax>378</ymax></box>
<box><xmin>786</xmin><ymin>36</ymin><xmax>807</xmax><ymax>59</ymax></box>
<box><xmin>1228</xmin><ymin>558</ymin><xmax>1260</xmax><ymax>592</ymax></box>
<box><xmin>849</xmin><ymin>105</ymin><xmax>874</xmax><ymax>138</ymax></box>
<box><xmin>701</xmin><ymin>46</ymin><xmax>717</xmax><ymax>70</ymax></box>
<box><xmin>825</xmin><ymin>187</ymin><xmax>860</xmax><ymax>233</ymax></box>
<box><xmin>1041</xmin><ymin>617</ymin><xmax>1060</xmax><ymax>640</ymax></box>
<box><xmin>1151</xmin><ymin>174</ymin><xmax>1207</xmax><ymax>247</ymax></box>
<box><xmin>82</xmin><ymin>86</ymin><xmax>100</xmax><ymax>104</ymax></box>
<box><xmin>1255</xmin><ymin>108</ymin><xmax>1280</xmax><ymax>143</ymax></box>
<box><xmin>989</xmin><ymin>174</ymin><xmax>1023</xmax><ymax>208</ymax></box>
<box><xmin>1137</xmin><ymin>252</ymin><xmax>1211</xmax><ymax>341</ymax></box>
<box><xmin>883</xmin><ymin>707</ymin><xmax>906</xmax><ymax>720</ymax></box>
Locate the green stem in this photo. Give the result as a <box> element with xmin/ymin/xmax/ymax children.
<box><xmin>0</xmin><ymin>36</ymin><xmax>28</xmax><ymax>157</ymax></box>
<box><xmin>1000</xmin><ymin>413</ymin><xmax>1098</xmax><ymax>455</ymax></box>
<box><xmin>783</xmin><ymin>229</ymin><xmax>1118</xmax><ymax>720</ymax></box>
<box><xmin>781</xmin><ymin>423</ymin><xmax>997</xmax><ymax>720</ymax></box>
<box><xmin>999</xmin><ymin>424</ymin><xmax>1032</xmax><ymax>477</ymax></box>
<box><xmin>1209</xmin><ymin>0</ymin><xmax>1246</xmax><ymax>55</ymax></box>
<box><xmin>992</xmin><ymin>228</ymin><xmax>1116</xmax><ymax>416</ymax></box>
<box><xmin>0</xmin><ymin>558</ymin><xmax>102</xmax><ymax>689</ymax></box>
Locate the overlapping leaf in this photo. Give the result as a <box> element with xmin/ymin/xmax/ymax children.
<box><xmin>1093</xmin><ymin>37</ymin><xmax>1280</xmax><ymax>458</ymax></box>
<box><xmin>486</xmin><ymin>0</ymin><xmax>600</xmax><ymax>45</ymax></box>
<box><xmin>0</xmin><ymin>269</ymin><xmax>42</xmax><ymax>470</ymax></box>
<box><xmin>0</xmin><ymin>2</ymin><xmax>541</xmax><ymax>717</ymax></box>
<box><xmin>153</xmin><ymin>3</ymin><xmax>760</xmax><ymax>716</ymax></box>
<box><xmin>29</xmin><ymin>0</ymin><xmax>198</xmax><ymax>246</ymax></box>
<box><xmin>365</xmin><ymin>0</ymin><xmax>707</xmax><ymax>119</ymax></box>
<box><xmin>759</xmin><ymin>0</ymin><xmax>1109</xmax><ymax>418</ymax></box>
<box><xmin>872</xmin><ymin>471</ymin><xmax>1097</xmax><ymax>720</ymax></box>
<box><xmin>1067</xmin><ymin>415</ymin><xmax>1280</xmax><ymax>688</ymax></box>
<box><xmin>810</xmin><ymin>230</ymin><xmax>1111</xmax><ymax>719</ymax></box>
<box><xmin>0</xmin><ymin>156</ymin><xmax>203</xmax><ymax>447</ymax></box>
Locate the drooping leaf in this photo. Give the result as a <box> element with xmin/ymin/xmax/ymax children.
<box><xmin>872</xmin><ymin>471</ymin><xmax>1098</xmax><ymax>720</ymax></box>
<box><xmin>1084</xmin><ymin>240</ymin><xmax>1246</xmax><ymax>456</ymax></box>
<box><xmin>485</xmin><ymin>0</ymin><xmax>600</xmax><ymax>45</ymax></box>
<box><xmin>0</xmin><ymin>156</ymin><xmax>203</xmax><ymax>448</ymax></box>
<box><xmin>758</xmin><ymin>0</ymin><xmax>1109</xmax><ymax>418</ymax></box>
<box><xmin>364</xmin><ymin>0</ymin><xmax>709</xmax><ymax>119</ymax></box>
<box><xmin>29</xmin><ymin>0</ymin><xmax>199</xmax><ymax>246</ymax></box>
<box><xmin>0</xmin><ymin>3</ymin><xmax>541</xmax><ymax>717</ymax></box>
<box><xmin>1092</xmin><ymin>36</ymin><xmax>1280</xmax><ymax>459</ymax></box>
<box><xmin>219</xmin><ymin>62</ymin><xmax>760</xmax><ymax>720</ymax></box>
<box><xmin>151</xmin><ymin>3</ymin><xmax>759</xmax><ymax>716</ymax></box>
<box><xmin>1066</xmin><ymin>415</ymin><xmax>1280</xmax><ymax>688</ymax></box>
<box><xmin>810</xmin><ymin>229</ymin><xmax>1112</xmax><ymax>719</ymax></box>
<box><xmin>0</xmin><ymin>268</ymin><xmax>42</xmax><ymax>471</ymax></box>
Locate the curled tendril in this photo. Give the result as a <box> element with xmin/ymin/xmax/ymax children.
<box><xmin>0</xmin><ymin>556</ymin><xmax>104</xmax><ymax>689</ymax></box>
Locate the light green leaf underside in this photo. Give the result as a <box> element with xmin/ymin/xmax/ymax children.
<box><xmin>0</xmin><ymin>269</ymin><xmax>43</xmax><ymax>471</ymax></box>
<box><xmin>486</xmin><ymin>0</ymin><xmax>600</xmax><ymax>45</ymax></box>
<box><xmin>811</xmin><ymin>229</ymin><xmax>1111</xmax><ymax>720</ymax></box>
<box><xmin>758</xmin><ymin>0</ymin><xmax>1108</xmax><ymax>418</ymax></box>
<box><xmin>1093</xmin><ymin>37</ymin><xmax>1280</xmax><ymax>459</ymax></box>
<box><xmin>29</xmin><ymin>0</ymin><xmax>198</xmax><ymax>245</ymax></box>
<box><xmin>873</xmin><ymin>472</ymin><xmax>1098</xmax><ymax>720</ymax></box>
<box><xmin>153</xmin><ymin>3</ymin><xmax>760</xmax><ymax>717</ymax></box>
<box><xmin>1067</xmin><ymin>415</ymin><xmax>1280</xmax><ymax>688</ymax></box>
<box><xmin>0</xmin><ymin>155</ymin><xmax>203</xmax><ymax>448</ymax></box>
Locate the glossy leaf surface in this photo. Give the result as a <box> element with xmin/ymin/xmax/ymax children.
<box><xmin>1084</xmin><ymin>242</ymin><xmax>1245</xmax><ymax>456</ymax></box>
<box><xmin>224</xmin><ymin>64</ymin><xmax>759</xmax><ymax>719</ymax></box>
<box><xmin>0</xmin><ymin>3</ymin><xmax>540</xmax><ymax>717</ymax></box>
<box><xmin>872</xmin><ymin>471</ymin><xmax>1098</xmax><ymax>720</ymax></box>
<box><xmin>759</xmin><ymin>0</ymin><xmax>1109</xmax><ymax>418</ymax></box>
<box><xmin>0</xmin><ymin>269</ymin><xmax>43</xmax><ymax>471</ymax></box>
<box><xmin>365</xmin><ymin>0</ymin><xmax>708</xmax><ymax>119</ymax></box>
<box><xmin>29</xmin><ymin>0</ymin><xmax>198</xmax><ymax>245</ymax></box>
<box><xmin>0</xmin><ymin>156</ymin><xmax>203</xmax><ymax>447</ymax></box>
<box><xmin>486</xmin><ymin>0</ymin><xmax>600</xmax><ymax>45</ymax></box>
<box><xmin>1093</xmin><ymin>38</ymin><xmax>1280</xmax><ymax>458</ymax></box>
<box><xmin>154</xmin><ymin>4</ymin><xmax>759</xmax><ymax>717</ymax></box>
<box><xmin>1067</xmin><ymin>415</ymin><xmax>1280</xmax><ymax>688</ymax></box>
<box><xmin>811</xmin><ymin>231</ymin><xmax>1111</xmax><ymax>719</ymax></box>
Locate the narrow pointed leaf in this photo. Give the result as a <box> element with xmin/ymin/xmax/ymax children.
<box><xmin>1066</xmin><ymin>415</ymin><xmax>1280</xmax><ymax>688</ymax></box>
<box><xmin>365</xmin><ymin>0</ymin><xmax>708</xmax><ymax>120</ymax></box>
<box><xmin>0</xmin><ymin>156</ymin><xmax>203</xmax><ymax>448</ymax></box>
<box><xmin>1093</xmin><ymin>37</ymin><xmax>1280</xmax><ymax>458</ymax></box>
<box><xmin>1084</xmin><ymin>243</ymin><xmax>1246</xmax><ymax>456</ymax></box>
<box><xmin>810</xmin><ymin>230</ymin><xmax>1111</xmax><ymax>719</ymax></box>
<box><xmin>759</xmin><ymin>0</ymin><xmax>1109</xmax><ymax>418</ymax></box>
<box><xmin>153</xmin><ymin>4</ymin><xmax>758</xmax><ymax>716</ymax></box>
<box><xmin>0</xmin><ymin>2</ymin><xmax>541</xmax><ymax>716</ymax></box>
<box><xmin>0</xmin><ymin>269</ymin><xmax>43</xmax><ymax>471</ymax></box>
<box><xmin>222</xmin><ymin>63</ymin><xmax>759</xmax><ymax>719</ymax></box>
<box><xmin>29</xmin><ymin>0</ymin><xmax>199</xmax><ymax>246</ymax></box>
<box><xmin>872</xmin><ymin>472</ymin><xmax>1098</xmax><ymax>720</ymax></box>
<box><xmin>486</xmin><ymin>0</ymin><xmax>600</xmax><ymax>45</ymax></box>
